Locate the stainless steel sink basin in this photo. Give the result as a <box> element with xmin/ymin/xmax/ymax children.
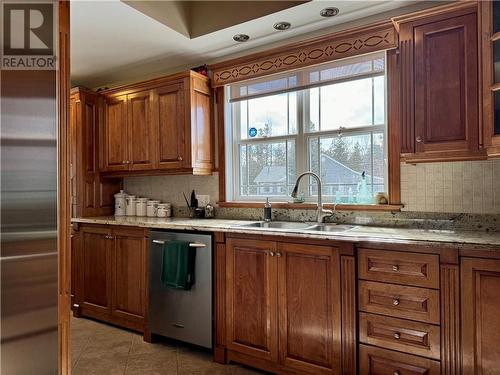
<box><xmin>235</xmin><ymin>221</ymin><xmax>315</xmax><ymax>230</ymax></box>
<box><xmin>234</xmin><ymin>221</ymin><xmax>355</xmax><ymax>233</ymax></box>
<box><xmin>305</xmin><ymin>224</ymin><xmax>354</xmax><ymax>233</ymax></box>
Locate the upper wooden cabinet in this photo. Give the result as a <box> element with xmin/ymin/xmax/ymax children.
<box><xmin>480</xmin><ymin>1</ymin><xmax>500</xmax><ymax>157</ymax></box>
<box><xmin>99</xmin><ymin>71</ymin><xmax>213</xmax><ymax>175</ymax></box>
<box><xmin>69</xmin><ymin>88</ymin><xmax>120</xmax><ymax>217</ymax></box>
<box><xmin>396</xmin><ymin>3</ymin><xmax>484</xmax><ymax>162</ymax></box>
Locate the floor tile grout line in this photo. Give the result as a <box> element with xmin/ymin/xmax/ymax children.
<box><xmin>122</xmin><ymin>335</ymin><xmax>135</xmax><ymax>375</ymax></box>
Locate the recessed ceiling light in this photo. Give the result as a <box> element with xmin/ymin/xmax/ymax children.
<box><xmin>233</xmin><ymin>34</ymin><xmax>250</xmax><ymax>42</ymax></box>
<box><xmin>320</xmin><ymin>7</ymin><xmax>340</xmax><ymax>17</ymax></box>
<box><xmin>273</xmin><ymin>21</ymin><xmax>291</xmax><ymax>31</ymax></box>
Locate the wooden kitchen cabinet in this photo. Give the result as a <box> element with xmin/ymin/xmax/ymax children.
<box><xmin>110</xmin><ymin>227</ymin><xmax>148</xmax><ymax>327</ymax></box>
<box><xmin>127</xmin><ymin>90</ymin><xmax>155</xmax><ymax>171</ymax></box>
<box><xmin>98</xmin><ymin>70</ymin><xmax>213</xmax><ymax>175</ymax></box>
<box><xmin>155</xmin><ymin>83</ymin><xmax>187</xmax><ymax>170</ymax></box>
<box><xmin>72</xmin><ymin>224</ymin><xmax>148</xmax><ymax>333</ymax></box>
<box><xmin>225</xmin><ymin>237</ymin><xmax>342</xmax><ymax>374</ymax></box>
<box><xmin>480</xmin><ymin>1</ymin><xmax>500</xmax><ymax>157</ymax></box>
<box><xmin>76</xmin><ymin>225</ymin><xmax>111</xmax><ymax>321</ymax></box>
<box><xmin>396</xmin><ymin>3</ymin><xmax>484</xmax><ymax>162</ymax></box>
<box><xmin>102</xmin><ymin>94</ymin><xmax>129</xmax><ymax>171</ymax></box>
<box><xmin>225</xmin><ymin>238</ymin><xmax>278</xmax><ymax>363</ymax></box>
<box><xmin>461</xmin><ymin>257</ymin><xmax>500</xmax><ymax>374</ymax></box>
<box><xmin>277</xmin><ymin>242</ymin><xmax>341</xmax><ymax>375</ymax></box>
<box><xmin>69</xmin><ymin>88</ymin><xmax>120</xmax><ymax>217</ymax></box>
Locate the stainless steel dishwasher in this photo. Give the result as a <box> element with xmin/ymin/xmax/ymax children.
<box><xmin>149</xmin><ymin>231</ymin><xmax>212</xmax><ymax>349</ymax></box>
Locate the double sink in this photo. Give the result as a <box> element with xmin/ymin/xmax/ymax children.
<box><xmin>233</xmin><ymin>221</ymin><xmax>354</xmax><ymax>233</ymax></box>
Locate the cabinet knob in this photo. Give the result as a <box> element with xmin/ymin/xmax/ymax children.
<box><xmin>392</xmin><ymin>298</ymin><xmax>400</xmax><ymax>306</ymax></box>
<box><xmin>392</xmin><ymin>265</ymin><xmax>399</xmax><ymax>272</ymax></box>
<box><xmin>177</xmin><ymin>156</ymin><xmax>183</xmax><ymax>161</ymax></box>
<box><xmin>276</xmin><ymin>252</ymin><xmax>282</xmax><ymax>257</ymax></box>
<box><xmin>416</xmin><ymin>136</ymin><xmax>422</xmax><ymax>143</ymax></box>
<box><xmin>269</xmin><ymin>251</ymin><xmax>275</xmax><ymax>257</ymax></box>
<box><xmin>393</xmin><ymin>332</ymin><xmax>401</xmax><ymax>340</ymax></box>
<box><xmin>393</xmin><ymin>372</ymin><xmax>400</xmax><ymax>375</ymax></box>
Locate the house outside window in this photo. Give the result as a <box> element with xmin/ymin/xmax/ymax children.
<box><xmin>224</xmin><ymin>51</ymin><xmax>387</xmax><ymax>204</ymax></box>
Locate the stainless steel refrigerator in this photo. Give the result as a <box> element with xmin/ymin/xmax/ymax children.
<box><xmin>1</xmin><ymin>70</ymin><xmax>59</xmax><ymax>374</ymax></box>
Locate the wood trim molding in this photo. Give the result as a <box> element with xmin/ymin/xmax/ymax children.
<box><xmin>57</xmin><ymin>1</ymin><xmax>71</xmax><ymax>374</ymax></box>
<box><xmin>217</xmin><ymin>201</ymin><xmax>403</xmax><ymax>212</ymax></box>
<box><xmin>97</xmin><ymin>70</ymin><xmax>209</xmax><ymax>96</ymax></box>
<box><xmin>209</xmin><ymin>20</ymin><xmax>397</xmax><ymax>87</ymax></box>
<box><xmin>387</xmin><ymin>48</ymin><xmax>401</xmax><ymax>205</ymax></box>
<box><xmin>392</xmin><ymin>1</ymin><xmax>478</xmax><ymax>30</ymax></box>
<box><xmin>440</xmin><ymin>264</ymin><xmax>461</xmax><ymax>375</ymax></box>
<box><xmin>214</xmin><ymin>242</ymin><xmax>227</xmax><ymax>364</ymax></box>
<box><xmin>215</xmin><ymin>87</ymin><xmax>226</xmax><ymax>203</ymax></box>
<box><xmin>341</xmin><ymin>256</ymin><xmax>356</xmax><ymax>375</ymax></box>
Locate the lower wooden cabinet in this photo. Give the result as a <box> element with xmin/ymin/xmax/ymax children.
<box><xmin>461</xmin><ymin>257</ymin><xmax>500</xmax><ymax>374</ymax></box>
<box><xmin>225</xmin><ymin>237</ymin><xmax>342</xmax><ymax>374</ymax></box>
<box><xmin>360</xmin><ymin>344</ymin><xmax>440</xmax><ymax>375</ymax></box>
<box><xmin>72</xmin><ymin>224</ymin><xmax>148</xmax><ymax>332</ymax></box>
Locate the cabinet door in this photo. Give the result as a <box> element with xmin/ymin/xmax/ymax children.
<box><xmin>127</xmin><ymin>90</ymin><xmax>155</xmax><ymax>170</ymax></box>
<box><xmin>226</xmin><ymin>238</ymin><xmax>278</xmax><ymax>362</ymax></box>
<box><xmin>277</xmin><ymin>242</ymin><xmax>341</xmax><ymax>374</ymax></box>
<box><xmin>110</xmin><ymin>228</ymin><xmax>147</xmax><ymax>325</ymax></box>
<box><xmin>102</xmin><ymin>94</ymin><xmax>129</xmax><ymax>171</ymax></box>
<box><xmin>414</xmin><ymin>13</ymin><xmax>478</xmax><ymax>154</ymax></box>
<box><xmin>78</xmin><ymin>226</ymin><xmax>111</xmax><ymax>320</ymax></box>
<box><xmin>154</xmin><ymin>83</ymin><xmax>187</xmax><ymax>170</ymax></box>
<box><xmin>461</xmin><ymin>258</ymin><xmax>500</xmax><ymax>374</ymax></box>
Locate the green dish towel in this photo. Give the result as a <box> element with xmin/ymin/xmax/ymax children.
<box><xmin>161</xmin><ymin>240</ymin><xmax>196</xmax><ymax>290</ymax></box>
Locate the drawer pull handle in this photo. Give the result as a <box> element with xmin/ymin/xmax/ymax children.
<box><xmin>392</xmin><ymin>298</ymin><xmax>400</xmax><ymax>306</ymax></box>
<box><xmin>393</xmin><ymin>332</ymin><xmax>401</xmax><ymax>340</ymax></box>
<box><xmin>392</xmin><ymin>265</ymin><xmax>399</xmax><ymax>272</ymax></box>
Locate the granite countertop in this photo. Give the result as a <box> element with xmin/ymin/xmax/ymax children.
<box><xmin>71</xmin><ymin>216</ymin><xmax>500</xmax><ymax>248</ymax></box>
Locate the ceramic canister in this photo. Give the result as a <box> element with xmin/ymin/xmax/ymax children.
<box><xmin>147</xmin><ymin>200</ymin><xmax>160</xmax><ymax>217</ymax></box>
<box><xmin>114</xmin><ymin>190</ymin><xmax>127</xmax><ymax>216</ymax></box>
<box><xmin>136</xmin><ymin>198</ymin><xmax>148</xmax><ymax>217</ymax></box>
<box><xmin>157</xmin><ymin>203</ymin><xmax>172</xmax><ymax>218</ymax></box>
<box><xmin>125</xmin><ymin>195</ymin><xmax>137</xmax><ymax>216</ymax></box>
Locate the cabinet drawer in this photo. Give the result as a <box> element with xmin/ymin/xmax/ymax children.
<box><xmin>359</xmin><ymin>312</ymin><xmax>440</xmax><ymax>360</ymax></box>
<box><xmin>360</xmin><ymin>344</ymin><xmax>440</xmax><ymax>375</ymax></box>
<box><xmin>359</xmin><ymin>281</ymin><xmax>440</xmax><ymax>324</ymax></box>
<box><xmin>358</xmin><ymin>248</ymin><xmax>439</xmax><ymax>289</ymax></box>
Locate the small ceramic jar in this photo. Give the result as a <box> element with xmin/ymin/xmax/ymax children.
<box><xmin>114</xmin><ymin>190</ymin><xmax>127</xmax><ymax>216</ymax></box>
<box><xmin>157</xmin><ymin>203</ymin><xmax>172</xmax><ymax>218</ymax></box>
<box><xmin>147</xmin><ymin>200</ymin><xmax>160</xmax><ymax>217</ymax></box>
<box><xmin>136</xmin><ymin>198</ymin><xmax>148</xmax><ymax>217</ymax></box>
<box><xmin>125</xmin><ymin>195</ymin><xmax>136</xmax><ymax>216</ymax></box>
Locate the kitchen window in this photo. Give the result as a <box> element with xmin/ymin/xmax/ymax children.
<box><xmin>224</xmin><ymin>51</ymin><xmax>387</xmax><ymax>203</ymax></box>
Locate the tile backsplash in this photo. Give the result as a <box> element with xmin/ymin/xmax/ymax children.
<box><xmin>124</xmin><ymin>160</ymin><xmax>500</xmax><ymax>215</ymax></box>
<box><xmin>124</xmin><ymin>172</ymin><xmax>219</xmax><ymax>208</ymax></box>
<box><xmin>400</xmin><ymin>160</ymin><xmax>500</xmax><ymax>214</ymax></box>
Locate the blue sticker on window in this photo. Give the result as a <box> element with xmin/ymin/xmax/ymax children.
<box><xmin>248</xmin><ymin>127</ymin><xmax>257</xmax><ymax>137</ymax></box>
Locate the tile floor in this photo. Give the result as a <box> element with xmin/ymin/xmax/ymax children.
<box><xmin>71</xmin><ymin>317</ymin><xmax>267</xmax><ymax>375</ymax></box>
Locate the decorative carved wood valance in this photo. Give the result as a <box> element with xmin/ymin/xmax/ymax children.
<box><xmin>209</xmin><ymin>20</ymin><xmax>397</xmax><ymax>87</ymax></box>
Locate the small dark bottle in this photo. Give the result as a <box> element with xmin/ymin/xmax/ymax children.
<box><xmin>264</xmin><ymin>197</ymin><xmax>272</xmax><ymax>222</ymax></box>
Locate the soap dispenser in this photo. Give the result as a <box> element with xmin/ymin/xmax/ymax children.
<box><xmin>264</xmin><ymin>198</ymin><xmax>272</xmax><ymax>222</ymax></box>
<box><xmin>357</xmin><ymin>171</ymin><xmax>373</xmax><ymax>204</ymax></box>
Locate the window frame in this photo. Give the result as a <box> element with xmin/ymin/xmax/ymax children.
<box><xmin>226</xmin><ymin>55</ymin><xmax>389</xmax><ymax>203</ymax></box>
<box><xmin>217</xmin><ymin>49</ymin><xmax>402</xmax><ymax>210</ymax></box>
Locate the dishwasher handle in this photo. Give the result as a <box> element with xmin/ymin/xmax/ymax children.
<box><xmin>152</xmin><ymin>239</ymin><xmax>206</xmax><ymax>248</ymax></box>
